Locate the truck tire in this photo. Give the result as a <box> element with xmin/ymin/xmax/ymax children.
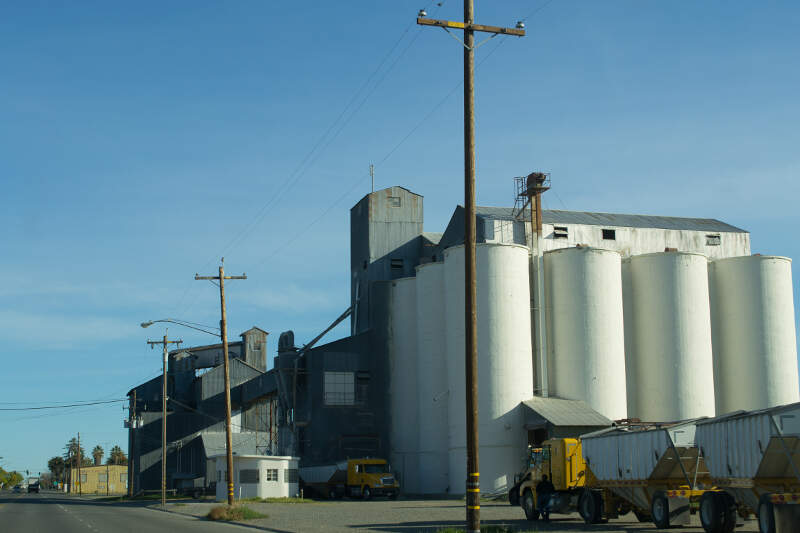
<box><xmin>508</xmin><ymin>484</ymin><xmax>520</xmax><ymax>506</ymax></box>
<box><xmin>700</xmin><ymin>492</ymin><xmax>723</xmax><ymax>533</ymax></box>
<box><xmin>362</xmin><ymin>486</ymin><xmax>371</xmax><ymax>500</ymax></box>
<box><xmin>579</xmin><ymin>489</ymin><xmax>602</xmax><ymax>524</ymax></box>
<box><xmin>758</xmin><ymin>494</ymin><xmax>775</xmax><ymax>533</ymax></box>
<box><xmin>651</xmin><ymin>491</ymin><xmax>670</xmax><ymax>529</ymax></box>
<box><xmin>522</xmin><ymin>489</ymin><xmax>539</xmax><ymax>521</ymax></box>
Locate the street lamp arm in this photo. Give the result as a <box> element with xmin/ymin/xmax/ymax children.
<box><xmin>140</xmin><ymin>318</ymin><xmax>220</xmax><ymax>337</ymax></box>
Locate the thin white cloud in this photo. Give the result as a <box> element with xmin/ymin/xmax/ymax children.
<box><xmin>0</xmin><ymin>310</ymin><xmax>138</xmax><ymax>349</ymax></box>
<box><xmin>237</xmin><ymin>284</ymin><xmax>343</xmax><ymax>313</ymax></box>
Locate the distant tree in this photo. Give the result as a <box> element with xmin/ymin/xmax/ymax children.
<box><xmin>92</xmin><ymin>445</ymin><xmax>104</xmax><ymax>466</ymax></box>
<box><xmin>0</xmin><ymin>468</ymin><xmax>23</xmax><ymax>488</ymax></box>
<box><xmin>48</xmin><ymin>456</ymin><xmax>66</xmax><ymax>482</ymax></box>
<box><xmin>107</xmin><ymin>445</ymin><xmax>127</xmax><ymax>465</ymax></box>
<box><xmin>63</xmin><ymin>438</ymin><xmax>85</xmax><ymax>469</ymax></box>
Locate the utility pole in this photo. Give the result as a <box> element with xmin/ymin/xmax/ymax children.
<box><xmin>147</xmin><ymin>334</ymin><xmax>182</xmax><ymax>510</ymax></box>
<box><xmin>128</xmin><ymin>389</ymin><xmax>136</xmax><ymax>498</ymax></box>
<box><xmin>196</xmin><ymin>260</ymin><xmax>247</xmax><ymax>506</ymax></box>
<box><xmin>77</xmin><ymin>432</ymin><xmax>82</xmax><ymax>496</ymax></box>
<box><xmin>417</xmin><ymin>6</ymin><xmax>524</xmax><ymax>533</ymax></box>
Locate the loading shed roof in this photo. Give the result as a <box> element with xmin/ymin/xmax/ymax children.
<box><xmin>522</xmin><ymin>396</ymin><xmax>613</xmax><ymax>428</ymax></box>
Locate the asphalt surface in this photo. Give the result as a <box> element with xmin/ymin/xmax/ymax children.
<box><xmin>0</xmin><ymin>491</ymin><xmax>248</xmax><ymax>533</ymax></box>
<box><xmin>0</xmin><ymin>491</ymin><xmax>762</xmax><ymax>532</ymax></box>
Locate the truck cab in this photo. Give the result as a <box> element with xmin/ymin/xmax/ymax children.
<box><xmin>346</xmin><ymin>459</ymin><xmax>398</xmax><ymax>499</ymax></box>
<box><xmin>510</xmin><ymin>438</ymin><xmax>587</xmax><ymax>520</ymax></box>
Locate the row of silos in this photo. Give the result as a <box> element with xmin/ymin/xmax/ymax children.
<box><xmin>543</xmin><ymin>247</ymin><xmax>798</xmax><ymax>423</ymax></box>
<box><xmin>390</xmin><ymin>242</ymin><xmax>532</xmax><ymax>495</ymax></box>
<box><xmin>391</xmin><ymin>242</ymin><xmax>797</xmax><ymax>494</ymax></box>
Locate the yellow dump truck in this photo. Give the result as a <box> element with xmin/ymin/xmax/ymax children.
<box><xmin>509</xmin><ymin>438</ymin><xmax>588</xmax><ymax>520</ymax></box>
<box><xmin>299</xmin><ymin>458</ymin><xmax>399</xmax><ymax>499</ymax></box>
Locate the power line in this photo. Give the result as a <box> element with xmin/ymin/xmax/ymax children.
<box><xmin>0</xmin><ymin>399</ymin><xmax>126</xmax><ymax>411</ymax></box>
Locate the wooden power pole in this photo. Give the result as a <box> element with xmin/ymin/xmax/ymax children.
<box><xmin>196</xmin><ymin>261</ymin><xmax>247</xmax><ymax>506</ymax></box>
<box><xmin>128</xmin><ymin>389</ymin><xmax>136</xmax><ymax>498</ymax></box>
<box><xmin>417</xmin><ymin>6</ymin><xmax>524</xmax><ymax>533</ymax></box>
<box><xmin>77</xmin><ymin>432</ymin><xmax>82</xmax><ymax>496</ymax></box>
<box><xmin>147</xmin><ymin>334</ymin><xmax>182</xmax><ymax>510</ymax></box>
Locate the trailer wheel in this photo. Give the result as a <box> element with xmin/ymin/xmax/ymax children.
<box><xmin>579</xmin><ymin>489</ymin><xmax>602</xmax><ymax>524</ymax></box>
<box><xmin>700</xmin><ymin>492</ymin><xmax>723</xmax><ymax>533</ymax></box>
<box><xmin>651</xmin><ymin>491</ymin><xmax>670</xmax><ymax>529</ymax></box>
<box><xmin>522</xmin><ymin>489</ymin><xmax>539</xmax><ymax>521</ymax></box>
<box><xmin>508</xmin><ymin>484</ymin><xmax>520</xmax><ymax>506</ymax></box>
<box><xmin>633</xmin><ymin>509</ymin><xmax>651</xmax><ymax>522</ymax></box>
<box><xmin>758</xmin><ymin>494</ymin><xmax>775</xmax><ymax>533</ymax></box>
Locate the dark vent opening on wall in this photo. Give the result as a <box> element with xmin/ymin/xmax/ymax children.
<box><xmin>602</xmin><ymin>229</ymin><xmax>616</xmax><ymax>240</ymax></box>
<box><xmin>706</xmin><ymin>234</ymin><xmax>721</xmax><ymax>246</ymax></box>
<box><xmin>390</xmin><ymin>259</ymin><xmax>403</xmax><ymax>269</ymax></box>
<box><xmin>553</xmin><ymin>226</ymin><xmax>568</xmax><ymax>239</ymax></box>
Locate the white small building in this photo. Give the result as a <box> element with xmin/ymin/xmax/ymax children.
<box><xmin>212</xmin><ymin>454</ymin><xmax>299</xmax><ymax>501</ymax></box>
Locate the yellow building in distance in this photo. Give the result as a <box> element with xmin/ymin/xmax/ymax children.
<box><xmin>69</xmin><ymin>465</ymin><xmax>128</xmax><ymax>495</ymax></box>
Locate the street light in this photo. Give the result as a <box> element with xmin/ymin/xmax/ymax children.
<box><xmin>140</xmin><ymin>318</ymin><xmax>219</xmax><ymax>508</ymax></box>
<box><xmin>141</xmin><ymin>318</ymin><xmax>219</xmax><ymax>336</ymax></box>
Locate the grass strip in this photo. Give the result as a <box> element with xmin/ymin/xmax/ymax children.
<box><xmin>207</xmin><ymin>504</ymin><xmax>268</xmax><ymax>521</ymax></box>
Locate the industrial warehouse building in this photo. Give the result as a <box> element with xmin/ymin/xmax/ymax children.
<box><xmin>127</xmin><ymin>185</ymin><xmax>798</xmax><ymax>497</ymax></box>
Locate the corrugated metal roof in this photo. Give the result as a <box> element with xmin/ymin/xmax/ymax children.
<box><xmin>474</xmin><ymin>206</ymin><xmax>747</xmax><ymax>233</ymax></box>
<box><xmin>521</xmin><ymin>396</ymin><xmax>612</xmax><ymax>427</ymax></box>
<box><xmin>422</xmin><ymin>232</ymin><xmax>443</xmax><ymax>245</ymax></box>
<box><xmin>201</xmin><ymin>432</ymin><xmax>262</xmax><ymax>457</ymax></box>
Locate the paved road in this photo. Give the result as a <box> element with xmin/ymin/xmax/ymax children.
<box><xmin>0</xmin><ymin>491</ymin><xmax>247</xmax><ymax>533</ymax></box>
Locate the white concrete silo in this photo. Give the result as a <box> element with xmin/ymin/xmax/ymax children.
<box><xmin>544</xmin><ymin>247</ymin><xmax>627</xmax><ymax>421</ymax></box>
<box><xmin>415</xmin><ymin>262</ymin><xmax>449</xmax><ymax>494</ymax></box>
<box><xmin>389</xmin><ymin>277</ymin><xmax>419</xmax><ymax>493</ymax></box>
<box><xmin>709</xmin><ymin>255</ymin><xmax>799</xmax><ymax>414</ymax></box>
<box><xmin>626</xmin><ymin>252</ymin><xmax>715</xmax><ymax>421</ymax></box>
<box><xmin>444</xmin><ymin>243</ymin><xmax>533</xmax><ymax>494</ymax></box>
<box><xmin>621</xmin><ymin>258</ymin><xmax>638</xmax><ymax>417</ymax></box>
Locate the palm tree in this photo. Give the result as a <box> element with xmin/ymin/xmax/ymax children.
<box><xmin>107</xmin><ymin>445</ymin><xmax>127</xmax><ymax>465</ymax></box>
<box><xmin>92</xmin><ymin>445</ymin><xmax>104</xmax><ymax>466</ymax></box>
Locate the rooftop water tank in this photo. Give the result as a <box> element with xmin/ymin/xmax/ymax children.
<box><xmin>389</xmin><ymin>277</ymin><xmax>419</xmax><ymax>494</ymax></box>
<box><xmin>444</xmin><ymin>243</ymin><xmax>533</xmax><ymax>494</ymax></box>
<box><xmin>415</xmin><ymin>262</ymin><xmax>449</xmax><ymax>494</ymax></box>
<box><xmin>625</xmin><ymin>252</ymin><xmax>715</xmax><ymax>421</ymax></box>
<box><xmin>709</xmin><ymin>255</ymin><xmax>799</xmax><ymax>414</ymax></box>
<box><xmin>544</xmin><ymin>247</ymin><xmax>627</xmax><ymax>421</ymax></box>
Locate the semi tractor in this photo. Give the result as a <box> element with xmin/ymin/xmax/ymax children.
<box><xmin>299</xmin><ymin>458</ymin><xmax>399</xmax><ymax>499</ymax></box>
<box><xmin>511</xmin><ymin>401</ymin><xmax>800</xmax><ymax>533</ymax></box>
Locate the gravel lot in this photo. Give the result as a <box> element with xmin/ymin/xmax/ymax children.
<box><xmin>160</xmin><ymin>498</ymin><xmax>760</xmax><ymax>533</ymax></box>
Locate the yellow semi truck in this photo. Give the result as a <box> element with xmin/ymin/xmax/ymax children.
<box><xmin>508</xmin><ymin>438</ymin><xmax>589</xmax><ymax>520</ymax></box>
<box><xmin>300</xmin><ymin>458</ymin><xmax>399</xmax><ymax>500</ymax></box>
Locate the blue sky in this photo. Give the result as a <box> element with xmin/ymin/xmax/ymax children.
<box><xmin>1</xmin><ymin>1</ymin><xmax>798</xmax><ymax>476</ymax></box>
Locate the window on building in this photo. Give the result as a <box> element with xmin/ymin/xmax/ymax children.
<box><xmin>80</xmin><ymin>474</ymin><xmax>87</xmax><ymax>483</ymax></box>
<box><xmin>324</xmin><ymin>372</ymin><xmax>355</xmax><ymax>405</ymax></box>
<box><xmin>265</xmin><ymin>469</ymin><xmax>279</xmax><ymax>482</ymax></box>
<box><xmin>120</xmin><ymin>473</ymin><xmax>126</xmax><ymax>483</ymax></box>
<box><xmin>553</xmin><ymin>226</ymin><xmax>569</xmax><ymax>239</ymax></box>
<box><xmin>363</xmin><ymin>259</ymin><xmax>368</xmax><ymax>270</ymax></box>
<box><xmin>240</xmin><ymin>469</ymin><xmax>259</xmax><ymax>484</ymax></box>
<box><xmin>390</xmin><ymin>259</ymin><xmax>403</xmax><ymax>270</ymax></box>
<box><xmin>387</xmin><ymin>196</ymin><xmax>401</xmax><ymax>208</ymax></box>
<box><xmin>252</xmin><ymin>342</ymin><xmax>261</xmax><ymax>352</ymax></box>
<box><xmin>602</xmin><ymin>229</ymin><xmax>616</xmax><ymax>240</ymax></box>
<box><xmin>284</xmin><ymin>469</ymin><xmax>298</xmax><ymax>484</ymax></box>
<box><xmin>706</xmin><ymin>234</ymin><xmax>721</xmax><ymax>246</ymax></box>
<box><xmin>98</xmin><ymin>473</ymin><xmax>108</xmax><ymax>483</ymax></box>
<box><xmin>356</xmin><ymin>372</ymin><xmax>370</xmax><ymax>404</ymax></box>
